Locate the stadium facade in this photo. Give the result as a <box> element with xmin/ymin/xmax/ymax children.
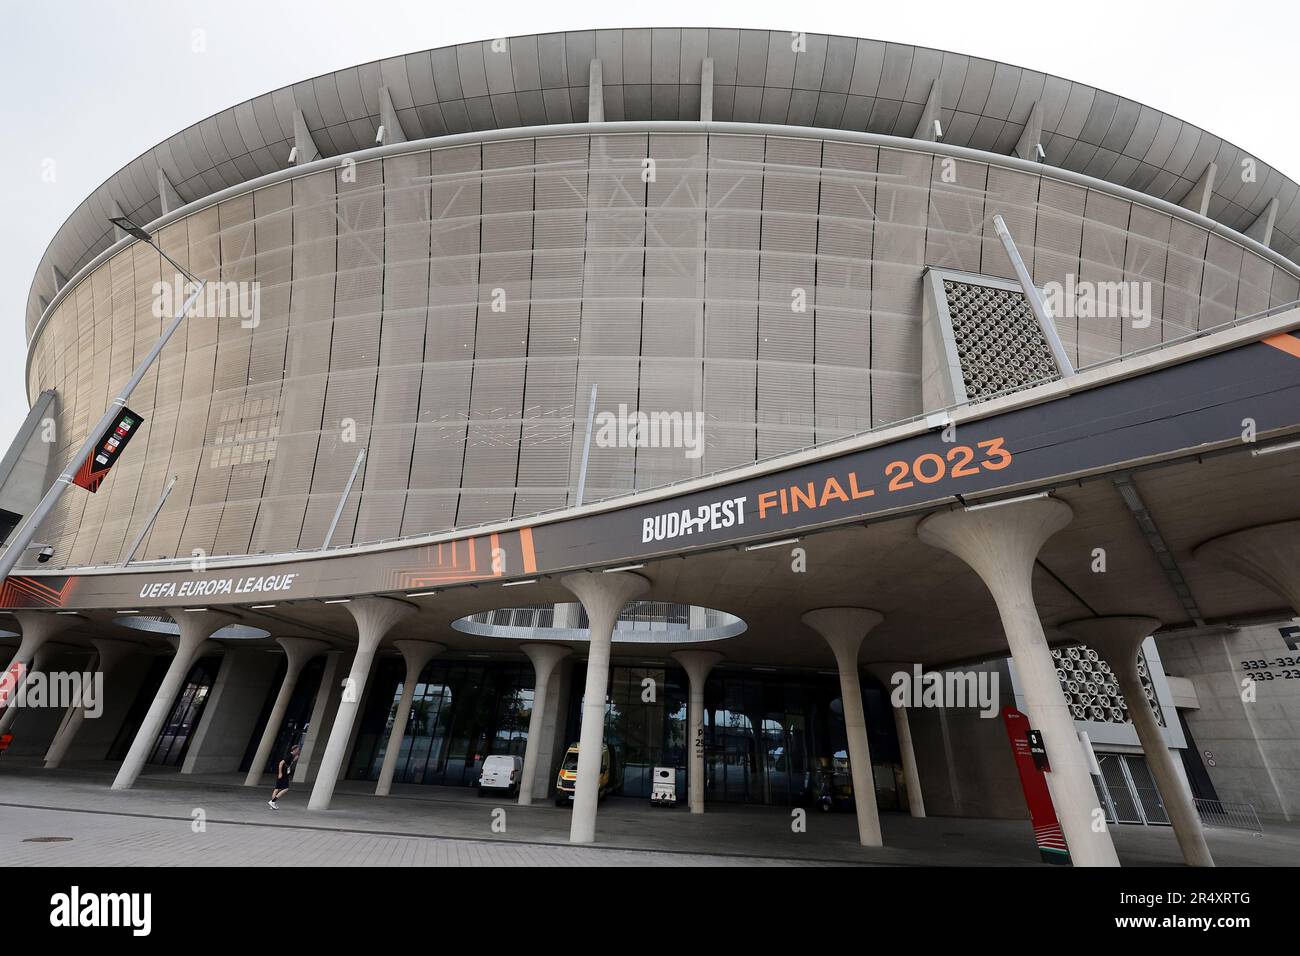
<box><xmin>2</xmin><ymin>29</ymin><xmax>1299</xmax><ymax>865</ymax></box>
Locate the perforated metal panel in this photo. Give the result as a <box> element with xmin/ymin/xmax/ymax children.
<box><xmin>943</xmin><ymin>278</ymin><xmax>1058</xmax><ymax>401</ymax></box>
<box><xmin>1052</xmin><ymin>644</ymin><xmax>1166</xmax><ymax>727</ymax></box>
<box><xmin>24</xmin><ymin>131</ymin><xmax>1298</xmax><ymax>565</ymax></box>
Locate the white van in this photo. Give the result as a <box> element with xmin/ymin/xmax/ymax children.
<box><xmin>478</xmin><ymin>754</ymin><xmax>524</xmax><ymax>796</ymax></box>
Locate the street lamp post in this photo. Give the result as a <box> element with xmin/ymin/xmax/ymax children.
<box><xmin>0</xmin><ymin>218</ymin><xmax>205</xmax><ymax>583</ymax></box>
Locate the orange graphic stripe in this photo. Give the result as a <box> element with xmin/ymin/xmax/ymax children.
<box><xmin>1263</xmin><ymin>333</ymin><xmax>1300</xmax><ymax>359</ymax></box>
<box><xmin>518</xmin><ymin>527</ymin><xmax>537</xmax><ymax>574</ymax></box>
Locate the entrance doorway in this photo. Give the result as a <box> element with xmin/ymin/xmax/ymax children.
<box><xmin>107</xmin><ymin>655</ymin><xmax>221</xmax><ymax>767</ymax></box>
<box><xmin>1094</xmin><ymin>752</ymin><xmax>1170</xmax><ymax>825</ymax></box>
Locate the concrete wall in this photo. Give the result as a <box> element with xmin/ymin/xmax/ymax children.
<box><xmin>297</xmin><ymin>650</ymin><xmax>350</xmax><ymax>783</ymax></box>
<box><xmin>181</xmin><ymin>648</ymin><xmax>280</xmax><ymax>775</ymax></box>
<box><xmin>1156</xmin><ymin>621</ymin><xmax>1300</xmax><ymax>822</ymax></box>
<box><xmin>3</xmin><ymin>646</ymin><xmax>94</xmax><ymax>757</ymax></box>
<box><xmin>65</xmin><ymin>651</ymin><xmax>156</xmax><ymax>762</ymax></box>
<box><xmin>907</xmin><ymin>660</ymin><xmax>1027</xmax><ymax>819</ymax></box>
<box><xmin>0</xmin><ymin>389</ymin><xmax>56</xmax><ymax>540</ymax></box>
<box><xmin>530</xmin><ymin>657</ymin><xmax>574</xmax><ymax>801</ymax></box>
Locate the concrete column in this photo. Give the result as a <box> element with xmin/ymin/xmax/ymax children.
<box><xmin>671</xmin><ymin>650</ymin><xmax>723</xmax><ymax>814</ymax></box>
<box><xmin>337</xmin><ymin>656</ymin><xmax>377</xmax><ymax>784</ymax></box>
<box><xmin>865</xmin><ymin>662</ymin><xmax>927</xmax><ymax>818</ymax></box>
<box><xmin>1064</xmin><ymin>616</ymin><xmax>1215</xmax><ymax>867</ymax></box>
<box><xmin>44</xmin><ymin>639</ymin><xmax>134</xmax><ymax>768</ymax></box>
<box><xmin>243</xmin><ymin>638</ymin><xmax>328</xmax><ymax>786</ymax></box>
<box><xmin>49</xmin><ymin>662</ymin><xmax>83</xmax><ymax>744</ymax></box>
<box><xmin>518</xmin><ymin>642</ymin><xmax>571</xmax><ymax>806</ymax></box>
<box><xmin>918</xmin><ymin>498</ymin><xmax>1120</xmax><ymax>866</ymax></box>
<box><xmin>111</xmin><ymin>610</ymin><xmax>232</xmax><ymax>791</ymax></box>
<box><xmin>0</xmin><ymin>612</ymin><xmax>79</xmax><ymax>736</ymax></box>
<box><xmin>44</xmin><ymin>646</ymin><xmax>94</xmax><ymax>749</ymax></box>
<box><xmin>801</xmin><ymin>608</ymin><xmax>885</xmax><ymax>847</ymax></box>
<box><xmin>1194</xmin><ymin>520</ymin><xmax>1300</xmax><ymax>613</ymax></box>
<box><xmin>560</xmin><ymin>570</ymin><xmax>649</xmax><ymax>843</ymax></box>
<box><xmin>2</xmin><ymin>642</ymin><xmax>76</xmax><ymax>749</ymax></box>
<box><xmin>308</xmin><ymin>597</ymin><xmax>416</xmax><ymax>810</ymax></box>
<box><xmin>375</xmin><ymin>639</ymin><xmax>445</xmax><ymax>796</ymax></box>
<box><xmin>537</xmin><ymin>656</ymin><xmax>574</xmax><ymax>797</ymax></box>
<box><xmin>296</xmin><ymin>649</ymin><xmax>350</xmax><ymax>783</ymax></box>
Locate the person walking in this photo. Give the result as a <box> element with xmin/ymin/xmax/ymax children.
<box><xmin>268</xmin><ymin>743</ymin><xmax>301</xmax><ymax>809</ymax></box>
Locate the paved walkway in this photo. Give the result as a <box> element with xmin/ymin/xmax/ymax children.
<box><xmin>1</xmin><ymin>762</ymin><xmax>1294</xmax><ymax>866</ymax></box>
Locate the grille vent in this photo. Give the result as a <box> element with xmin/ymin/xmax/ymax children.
<box><xmin>1052</xmin><ymin>644</ymin><xmax>1166</xmax><ymax>727</ymax></box>
<box><xmin>944</xmin><ymin>279</ymin><xmax>1058</xmax><ymax>401</ymax></box>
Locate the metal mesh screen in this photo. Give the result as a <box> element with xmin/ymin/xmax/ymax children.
<box><xmin>943</xmin><ymin>278</ymin><xmax>1058</xmax><ymax>401</ymax></box>
<box><xmin>1052</xmin><ymin>644</ymin><xmax>1166</xmax><ymax>727</ymax></box>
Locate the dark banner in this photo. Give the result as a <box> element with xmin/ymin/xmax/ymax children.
<box><xmin>72</xmin><ymin>407</ymin><xmax>144</xmax><ymax>493</ymax></box>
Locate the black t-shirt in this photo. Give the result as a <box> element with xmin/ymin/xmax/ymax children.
<box><xmin>279</xmin><ymin>753</ymin><xmax>297</xmax><ymax>778</ymax></box>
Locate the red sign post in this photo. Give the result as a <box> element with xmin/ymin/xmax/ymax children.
<box><xmin>1002</xmin><ymin>706</ymin><xmax>1071</xmax><ymax>865</ymax></box>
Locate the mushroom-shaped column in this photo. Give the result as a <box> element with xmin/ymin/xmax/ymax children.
<box><xmin>801</xmin><ymin>608</ymin><xmax>885</xmax><ymax>847</ymax></box>
<box><xmin>309</xmin><ymin>597</ymin><xmax>417</xmax><ymax>810</ymax></box>
<box><xmin>44</xmin><ymin>638</ymin><xmax>135</xmax><ymax>769</ymax></box>
<box><xmin>0</xmin><ymin>611</ymin><xmax>80</xmax><ymax>735</ymax></box>
<box><xmin>375</xmin><ymin>639</ymin><xmax>446</xmax><ymax>796</ymax></box>
<box><xmin>671</xmin><ymin>650</ymin><xmax>723</xmax><ymax>814</ymax></box>
<box><xmin>518</xmin><ymin>643</ymin><xmax>571</xmax><ymax>806</ymax></box>
<box><xmin>1063</xmin><ymin>616</ymin><xmax>1214</xmax><ymax>867</ymax></box>
<box><xmin>1194</xmin><ymin>520</ymin><xmax>1300</xmax><ymax>613</ymax></box>
<box><xmin>243</xmin><ymin>638</ymin><xmax>329</xmax><ymax>786</ymax></box>
<box><xmin>560</xmin><ymin>570</ymin><xmax>649</xmax><ymax>843</ymax></box>
<box><xmin>918</xmin><ymin>498</ymin><xmax>1119</xmax><ymax>866</ymax></box>
<box><xmin>864</xmin><ymin>662</ymin><xmax>927</xmax><ymax>818</ymax></box>
<box><xmin>112</xmin><ymin>609</ymin><xmax>232</xmax><ymax>790</ymax></box>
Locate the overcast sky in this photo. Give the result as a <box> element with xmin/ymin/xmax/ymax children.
<box><xmin>3</xmin><ymin>0</ymin><xmax>1298</xmax><ymax>453</ymax></box>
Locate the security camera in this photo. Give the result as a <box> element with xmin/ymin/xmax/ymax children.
<box><xmin>31</xmin><ymin>544</ymin><xmax>54</xmax><ymax>563</ymax></box>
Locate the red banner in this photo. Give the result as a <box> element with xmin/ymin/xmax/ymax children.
<box><xmin>73</xmin><ymin>408</ymin><xmax>144</xmax><ymax>493</ymax></box>
<box><xmin>1002</xmin><ymin>706</ymin><xmax>1070</xmax><ymax>865</ymax></box>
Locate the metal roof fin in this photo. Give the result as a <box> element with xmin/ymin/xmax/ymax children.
<box><xmin>587</xmin><ymin>59</ymin><xmax>604</xmax><ymax>123</ymax></box>
<box><xmin>1245</xmin><ymin>196</ymin><xmax>1278</xmax><ymax>248</ymax></box>
<box><xmin>700</xmin><ymin>57</ymin><xmax>714</xmax><ymax>123</ymax></box>
<box><xmin>914</xmin><ymin>79</ymin><xmax>942</xmax><ymax>141</ymax></box>
<box><xmin>1181</xmin><ymin>161</ymin><xmax>1217</xmax><ymax>218</ymax></box>
<box><xmin>1013</xmin><ymin>101</ymin><xmax>1044</xmax><ymax>162</ymax></box>
<box><xmin>291</xmin><ymin>109</ymin><xmax>322</xmax><ymax>164</ymax></box>
<box><xmin>157</xmin><ymin>167</ymin><xmax>183</xmax><ymax>214</ymax></box>
<box><xmin>377</xmin><ymin>86</ymin><xmax>407</xmax><ymax>144</ymax></box>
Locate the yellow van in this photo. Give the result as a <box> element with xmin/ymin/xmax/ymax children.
<box><xmin>554</xmin><ymin>742</ymin><xmax>617</xmax><ymax>806</ymax></box>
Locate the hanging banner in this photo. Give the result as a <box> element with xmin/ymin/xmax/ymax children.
<box><xmin>1002</xmin><ymin>706</ymin><xmax>1071</xmax><ymax>865</ymax></box>
<box><xmin>72</xmin><ymin>408</ymin><xmax>144</xmax><ymax>493</ymax></box>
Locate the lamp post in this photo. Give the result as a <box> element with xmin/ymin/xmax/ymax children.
<box><xmin>0</xmin><ymin>217</ymin><xmax>206</xmax><ymax>583</ymax></box>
